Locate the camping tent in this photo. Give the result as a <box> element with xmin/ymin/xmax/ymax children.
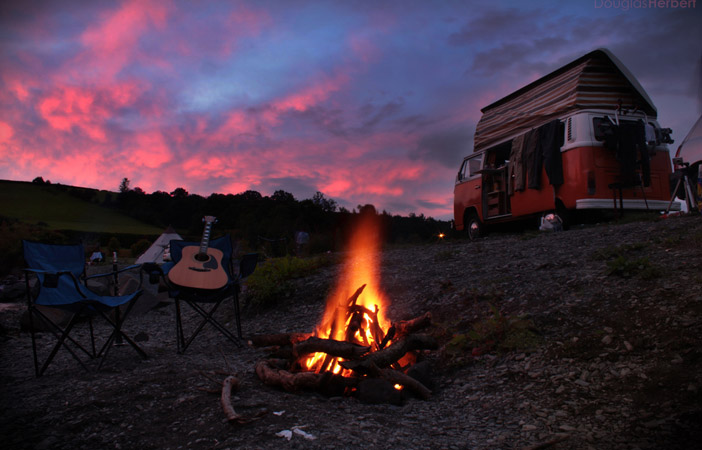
<box><xmin>675</xmin><ymin>114</ymin><xmax>702</xmax><ymax>166</ymax></box>
<box><xmin>136</xmin><ymin>226</ymin><xmax>182</xmax><ymax>264</ymax></box>
<box><xmin>672</xmin><ymin>114</ymin><xmax>702</xmax><ymax>211</ymax></box>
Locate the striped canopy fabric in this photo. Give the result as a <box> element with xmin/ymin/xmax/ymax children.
<box><xmin>473</xmin><ymin>49</ymin><xmax>657</xmax><ymax>152</ymax></box>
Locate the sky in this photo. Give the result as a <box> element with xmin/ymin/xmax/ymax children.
<box><xmin>1</xmin><ymin>0</ymin><xmax>700</xmax><ymax>220</ymax></box>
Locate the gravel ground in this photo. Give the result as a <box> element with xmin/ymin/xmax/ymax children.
<box><xmin>1</xmin><ymin>214</ymin><xmax>701</xmax><ymax>450</ymax></box>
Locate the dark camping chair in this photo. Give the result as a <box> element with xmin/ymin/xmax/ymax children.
<box><xmin>22</xmin><ymin>240</ymin><xmax>147</xmax><ymax>376</ymax></box>
<box><xmin>146</xmin><ymin>235</ymin><xmax>257</xmax><ymax>353</ymax></box>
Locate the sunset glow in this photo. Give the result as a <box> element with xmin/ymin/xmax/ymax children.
<box><xmin>0</xmin><ymin>1</ymin><xmax>699</xmax><ymax>218</ymax></box>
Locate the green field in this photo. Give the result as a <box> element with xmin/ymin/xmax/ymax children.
<box><xmin>0</xmin><ymin>180</ymin><xmax>162</xmax><ymax>234</ymax></box>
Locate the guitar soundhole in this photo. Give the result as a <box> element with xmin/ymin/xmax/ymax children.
<box><xmin>194</xmin><ymin>253</ymin><xmax>210</xmax><ymax>262</ymax></box>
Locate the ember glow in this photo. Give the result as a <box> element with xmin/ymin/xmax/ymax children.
<box><xmin>303</xmin><ymin>211</ymin><xmax>391</xmax><ymax>375</ymax></box>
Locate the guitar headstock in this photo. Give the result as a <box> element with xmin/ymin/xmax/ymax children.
<box><xmin>202</xmin><ymin>216</ymin><xmax>218</xmax><ymax>225</ymax></box>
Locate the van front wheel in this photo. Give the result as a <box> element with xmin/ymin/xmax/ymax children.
<box><xmin>465</xmin><ymin>212</ymin><xmax>483</xmax><ymax>241</ymax></box>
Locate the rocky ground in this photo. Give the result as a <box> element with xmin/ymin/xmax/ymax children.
<box><xmin>1</xmin><ymin>214</ymin><xmax>701</xmax><ymax>450</ymax></box>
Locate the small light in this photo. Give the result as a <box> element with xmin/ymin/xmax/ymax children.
<box><xmin>438</xmin><ymin>233</ymin><xmax>445</xmax><ymax>239</ymax></box>
<box><xmin>394</xmin><ymin>384</ymin><xmax>403</xmax><ymax>390</ymax></box>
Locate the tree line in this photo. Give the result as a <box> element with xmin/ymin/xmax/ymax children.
<box><xmin>114</xmin><ymin>178</ymin><xmax>449</xmax><ymax>255</ymax></box>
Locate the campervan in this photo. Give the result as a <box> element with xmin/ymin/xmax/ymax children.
<box><xmin>454</xmin><ymin>49</ymin><xmax>678</xmax><ymax>239</ymax></box>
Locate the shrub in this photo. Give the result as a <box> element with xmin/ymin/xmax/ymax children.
<box><xmin>244</xmin><ymin>254</ymin><xmax>337</xmax><ymax>308</ymax></box>
<box><xmin>468</xmin><ymin>304</ymin><xmax>541</xmax><ymax>355</ymax></box>
<box><xmin>107</xmin><ymin>237</ymin><xmax>121</xmax><ymax>256</ymax></box>
<box><xmin>606</xmin><ymin>255</ymin><xmax>660</xmax><ymax>279</ymax></box>
<box><xmin>0</xmin><ymin>216</ymin><xmax>67</xmax><ymax>276</ymax></box>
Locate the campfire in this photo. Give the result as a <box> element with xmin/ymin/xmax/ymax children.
<box><xmin>251</xmin><ymin>209</ymin><xmax>437</xmax><ymax>403</ymax></box>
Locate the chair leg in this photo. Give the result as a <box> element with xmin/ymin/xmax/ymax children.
<box><xmin>175</xmin><ymin>298</ymin><xmax>185</xmax><ymax>354</ymax></box>
<box><xmin>32</xmin><ymin>306</ymin><xmax>93</xmax><ymax>376</ymax></box>
<box><xmin>178</xmin><ymin>300</ymin><xmax>242</xmax><ymax>353</ymax></box>
<box><xmin>97</xmin><ymin>300</ymin><xmax>148</xmax><ymax>369</ymax></box>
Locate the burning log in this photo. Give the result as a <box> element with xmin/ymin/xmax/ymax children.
<box><xmin>293</xmin><ymin>337</ymin><xmax>370</xmax><ymax>360</ymax></box>
<box><xmin>255</xmin><ymin>359</ymin><xmax>358</xmax><ymax>394</ymax></box>
<box><xmin>340</xmin><ymin>334</ymin><xmax>438</xmax><ymax>372</ymax></box>
<box><xmin>255</xmin><ymin>360</ymin><xmax>324</xmax><ymax>391</ymax></box>
<box><xmin>346</xmin><ymin>284</ymin><xmax>366</xmax><ymax>308</ymax></box>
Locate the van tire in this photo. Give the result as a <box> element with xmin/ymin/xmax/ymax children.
<box><xmin>465</xmin><ymin>211</ymin><xmax>483</xmax><ymax>241</ymax></box>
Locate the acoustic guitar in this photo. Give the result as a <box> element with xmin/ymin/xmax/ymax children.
<box><xmin>167</xmin><ymin>216</ymin><xmax>229</xmax><ymax>290</ymax></box>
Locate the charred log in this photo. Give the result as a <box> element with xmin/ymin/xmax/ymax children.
<box><xmin>379</xmin><ymin>368</ymin><xmax>431</xmax><ymax>400</ymax></box>
<box><xmin>345</xmin><ymin>310</ymin><xmax>364</xmax><ymax>343</ymax></box>
<box><xmin>248</xmin><ymin>332</ymin><xmax>312</xmax><ymax>348</ymax></box>
<box><xmin>393</xmin><ymin>312</ymin><xmax>432</xmax><ymax>338</ymax></box>
<box><xmin>340</xmin><ymin>334</ymin><xmax>438</xmax><ymax>372</ymax></box>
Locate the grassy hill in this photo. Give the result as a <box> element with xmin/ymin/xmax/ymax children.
<box><xmin>0</xmin><ymin>180</ymin><xmax>162</xmax><ymax>234</ymax></box>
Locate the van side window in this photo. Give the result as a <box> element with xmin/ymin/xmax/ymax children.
<box><xmin>593</xmin><ymin>117</ymin><xmax>614</xmax><ymax>141</ymax></box>
<box><xmin>468</xmin><ymin>154</ymin><xmax>482</xmax><ymax>177</ymax></box>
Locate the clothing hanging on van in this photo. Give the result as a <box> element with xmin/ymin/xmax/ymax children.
<box><xmin>525</xmin><ymin>129</ymin><xmax>541</xmax><ymax>189</ymax></box>
<box><xmin>611</xmin><ymin>120</ymin><xmax>651</xmax><ymax>187</ymax></box>
<box><xmin>508</xmin><ymin>134</ymin><xmax>526</xmax><ymax>194</ymax></box>
<box><xmin>540</xmin><ymin>119</ymin><xmax>564</xmax><ymax>186</ymax></box>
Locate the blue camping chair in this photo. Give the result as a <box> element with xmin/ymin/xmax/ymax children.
<box><xmin>144</xmin><ymin>235</ymin><xmax>257</xmax><ymax>353</ymax></box>
<box><xmin>23</xmin><ymin>240</ymin><xmax>147</xmax><ymax>376</ymax></box>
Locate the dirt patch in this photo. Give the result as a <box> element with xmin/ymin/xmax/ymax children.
<box><xmin>1</xmin><ymin>215</ymin><xmax>701</xmax><ymax>449</ymax></box>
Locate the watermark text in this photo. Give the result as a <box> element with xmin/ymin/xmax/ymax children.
<box><xmin>595</xmin><ymin>0</ymin><xmax>697</xmax><ymax>10</ymax></box>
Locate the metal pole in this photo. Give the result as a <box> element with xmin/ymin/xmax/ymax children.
<box><xmin>113</xmin><ymin>252</ymin><xmax>124</xmax><ymax>346</ymax></box>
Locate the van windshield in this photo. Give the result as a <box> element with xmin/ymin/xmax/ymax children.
<box><xmin>457</xmin><ymin>154</ymin><xmax>482</xmax><ymax>181</ymax></box>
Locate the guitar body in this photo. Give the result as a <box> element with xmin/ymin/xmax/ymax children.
<box><xmin>168</xmin><ymin>246</ymin><xmax>228</xmax><ymax>290</ymax></box>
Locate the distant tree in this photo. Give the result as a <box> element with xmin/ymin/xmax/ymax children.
<box><xmin>170</xmin><ymin>187</ymin><xmax>189</xmax><ymax>199</ymax></box>
<box><xmin>238</xmin><ymin>190</ymin><xmax>263</xmax><ymax>202</ymax></box>
<box><xmin>107</xmin><ymin>237</ymin><xmax>121</xmax><ymax>256</ymax></box>
<box><xmin>32</xmin><ymin>176</ymin><xmax>45</xmax><ymax>184</ymax></box>
<box><xmin>119</xmin><ymin>178</ymin><xmax>130</xmax><ymax>193</ymax></box>
<box><xmin>272</xmin><ymin>190</ymin><xmax>295</xmax><ymax>203</ymax></box>
<box><xmin>312</xmin><ymin>191</ymin><xmax>337</xmax><ymax>212</ymax></box>
<box><xmin>358</xmin><ymin>204</ymin><xmax>377</xmax><ymax>216</ymax></box>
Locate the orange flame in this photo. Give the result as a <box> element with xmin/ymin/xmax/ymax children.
<box><xmin>303</xmin><ymin>209</ymin><xmax>390</xmax><ymax>374</ymax></box>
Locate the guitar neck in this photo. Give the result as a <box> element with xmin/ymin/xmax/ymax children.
<box><xmin>199</xmin><ymin>221</ymin><xmax>214</xmax><ymax>255</ymax></box>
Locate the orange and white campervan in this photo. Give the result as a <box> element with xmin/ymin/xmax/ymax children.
<box><xmin>454</xmin><ymin>48</ymin><xmax>678</xmax><ymax>238</ymax></box>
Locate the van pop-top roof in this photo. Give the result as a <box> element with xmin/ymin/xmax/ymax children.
<box><xmin>473</xmin><ymin>48</ymin><xmax>657</xmax><ymax>152</ymax></box>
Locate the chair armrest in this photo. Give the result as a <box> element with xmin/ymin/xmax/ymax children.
<box><xmin>85</xmin><ymin>264</ymin><xmax>142</xmax><ymax>280</ymax></box>
<box><xmin>23</xmin><ymin>268</ymin><xmax>69</xmax><ymax>275</ymax></box>
<box><xmin>140</xmin><ymin>263</ymin><xmax>166</xmax><ymax>285</ymax></box>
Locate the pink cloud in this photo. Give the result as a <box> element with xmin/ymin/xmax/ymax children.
<box><xmin>37</xmin><ymin>82</ymin><xmax>143</xmax><ymax>141</ymax></box>
<box><xmin>44</xmin><ymin>150</ymin><xmax>109</xmax><ymax>188</ymax></box>
<box><xmin>0</xmin><ymin>122</ymin><xmax>14</xmax><ymax>144</ymax></box>
<box><xmin>125</xmin><ymin>131</ymin><xmax>172</xmax><ymax>169</ymax></box>
<box><xmin>265</xmin><ymin>71</ymin><xmax>351</xmax><ymax>122</ymax></box>
<box><xmin>181</xmin><ymin>154</ymin><xmax>241</xmax><ymax>180</ymax></box>
<box><xmin>76</xmin><ymin>0</ymin><xmax>171</xmax><ymax>81</ymax></box>
<box><xmin>219</xmin><ymin>111</ymin><xmax>259</xmax><ymax>137</ymax></box>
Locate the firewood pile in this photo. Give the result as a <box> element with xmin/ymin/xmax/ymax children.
<box><xmin>249</xmin><ymin>285</ymin><xmax>437</xmax><ymax>403</ymax></box>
